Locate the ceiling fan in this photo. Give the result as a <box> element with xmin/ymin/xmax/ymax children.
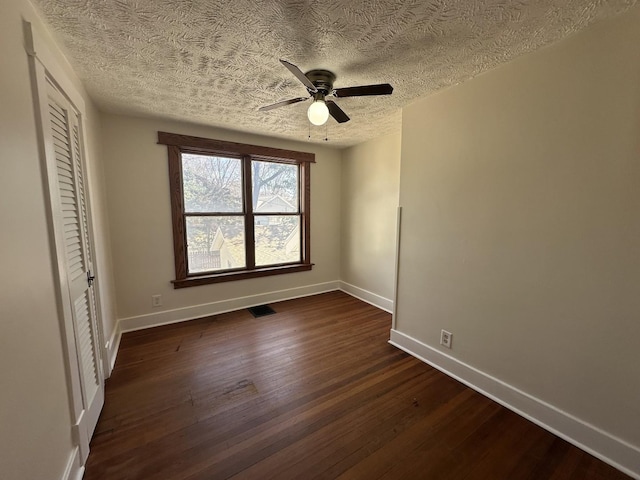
<box><xmin>259</xmin><ymin>60</ymin><xmax>393</xmax><ymax>126</ymax></box>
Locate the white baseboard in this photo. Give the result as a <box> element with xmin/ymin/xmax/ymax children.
<box><xmin>339</xmin><ymin>281</ymin><xmax>393</xmax><ymax>313</ymax></box>
<box><xmin>108</xmin><ymin>281</ymin><xmax>389</xmax><ymax>367</ymax></box>
<box><xmin>389</xmin><ymin>329</ymin><xmax>640</xmax><ymax>480</ymax></box>
<box><xmin>60</xmin><ymin>446</ymin><xmax>84</xmax><ymax>480</ymax></box>
<box><xmin>118</xmin><ymin>281</ymin><xmax>341</xmax><ymax>333</ymax></box>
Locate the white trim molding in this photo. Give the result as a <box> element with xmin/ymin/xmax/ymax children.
<box><xmin>389</xmin><ymin>329</ymin><xmax>640</xmax><ymax>480</ymax></box>
<box><xmin>339</xmin><ymin>282</ymin><xmax>393</xmax><ymax>313</ymax></box>
<box><xmin>60</xmin><ymin>447</ymin><xmax>84</xmax><ymax>480</ymax></box>
<box><xmin>106</xmin><ymin>325</ymin><xmax>122</xmax><ymax>374</ymax></box>
<box><xmin>392</xmin><ymin>205</ymin><xmax>402</xmax><ymax>330</ymax></box>
<box><xmin>118</xmin><ymin>281</ymin><xmax>341</xmax><ymax>333</ymax></box>
<box><xmin>23</xmin><ymin>20</ymin><xmax>86</xmax><ymax>113</ymax></box>
<box><xmin>25</xmin><ymin>18</ymin><xmax>107</xmax><ymax>472</ymax></box>
<box><xmin>109</xmin><ymin>281</ymin><xmax>396</xmax><ymax>375</ymax></box>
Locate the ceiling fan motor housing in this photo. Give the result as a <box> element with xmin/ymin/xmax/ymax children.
<box><xmin>305</xmin><ymin>69</ymin><xmax>336</xmax><ymax>96</ymax></box>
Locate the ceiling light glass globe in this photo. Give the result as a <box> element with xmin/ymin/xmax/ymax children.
<box><xmin>307</xmin><ymin>100</ymin><xmax>330</xmax><ymax>126</ymax></box>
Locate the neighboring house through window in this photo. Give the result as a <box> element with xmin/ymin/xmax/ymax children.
<box><xmin>158</xmin><ymin>132</ymin><xmax>314</xmax><ymax>288</ymax></box>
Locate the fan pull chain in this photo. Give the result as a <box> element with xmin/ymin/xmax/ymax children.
<box><xmin>306</xmin><ymin>120</ymin><xmax>330</xmax><ymax>142</ymax></box>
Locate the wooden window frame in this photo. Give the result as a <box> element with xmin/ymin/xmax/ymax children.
<box><xmin>158</xmin><ymin>132</ymin><xmax>314</xmax><ymax>288</ymax></box>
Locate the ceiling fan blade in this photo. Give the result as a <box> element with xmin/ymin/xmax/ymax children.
<box><xmin>326</xmin><ymin>100</ymin><xmax>350</xmax><ymax>123</ymax></box>
<box><xmin>333</xmin><ymin>83</ymin><xmax>393</xmax><ymax>98</ymax></box>
<box><xmin>280</xmin><ymin>59</ymin><xmax>318</xmax><ymax>93</ymax></box>
<box><xmin>258</xmin><ymin>97</ymin><xmax>309</xmax><ymax>111</ymax></box>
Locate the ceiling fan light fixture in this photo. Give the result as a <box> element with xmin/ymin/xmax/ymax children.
<box><xmin>307</xmin><ymin>99</ymin><xmax>329</xmax><ymax>126</ymax></box>
<box><xmin>259</xmin><ymin>60</ymin><xmax>393</xmax><ymax>128</ymax></box>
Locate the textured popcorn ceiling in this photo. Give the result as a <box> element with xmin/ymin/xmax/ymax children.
<box><xmin>33</xmin><ymin>0</ymin><xmax>636</xmax><ymax>147</ymax></box>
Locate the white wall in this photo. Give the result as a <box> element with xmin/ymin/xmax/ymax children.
<box><xmin>395</xmin><ymin>3</ymin><xmax>640</xmax><ymax>474</ymax></box>
<box><xmin>341</xmin><ymin>132</ymin><xmax>401</xmax><ymax>309</ymax></box>
<box><xmin>100</xmin><ymin>114</ymin><xmax>342</xmax><ymax>326</ymax></box>
<box><xmin>0</xmin><ymin>0</ymin><xmax>114</xmax><ymax>478</ymax></box>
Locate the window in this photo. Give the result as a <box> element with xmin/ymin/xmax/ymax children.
<box><xmin>158</xmin><ymin>132</ymin><xmax>314</xmax><ymax>288</ymax></box>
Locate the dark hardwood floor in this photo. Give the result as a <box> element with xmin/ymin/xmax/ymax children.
<box><xmin>85</xmin><ymin>291</ymin><xmax>630</xmax><ymax>480</ymax></box>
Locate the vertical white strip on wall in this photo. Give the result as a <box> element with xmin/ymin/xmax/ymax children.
<box><xmin>392</xmin><ymin>205</ymin><xmax>402</xmax><ymax>331</ymax></box>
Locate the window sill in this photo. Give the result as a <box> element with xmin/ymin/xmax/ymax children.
<box><xmin>172</xmin><ymin>263</ymin><xmax>313</xmax><ymax>289</ymax></box>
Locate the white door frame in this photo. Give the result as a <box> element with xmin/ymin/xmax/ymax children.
<box><xmin>24</xmin><ymin>20</ymin><xmax>107</xmax><ymax>465</ymax></box>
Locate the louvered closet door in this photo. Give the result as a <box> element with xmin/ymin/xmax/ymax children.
<box><xmin>47</xmin><ymin>82</ymin><xmax>104</xmax><ymax>439</ymax></box>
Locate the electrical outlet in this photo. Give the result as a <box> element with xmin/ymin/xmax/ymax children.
<box><xmin>440</xmin><ymin>330</ymin><xmax>453</xmax><ymax>349</ymax></box>
<box><xmin>151</xmin><ymin>294</ymin><xmax>162</xmax><ymax>307</ymax></box>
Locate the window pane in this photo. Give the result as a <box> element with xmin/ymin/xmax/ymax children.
<box><xmin>182</xmin><ymin>154</ymin><xmax>242</xmax><ymax>213</ymax></box>
<box><xmin>254</xmin><ymin>216</ymin><xmax>300</xmax><ymax>266</ymax></box>
<box><xmin>186</xmin><ymin>216</ymin><xmax>245</xmax><ymax>273</ymax></box>
<box><xmin>252</xmin><ymin>161</ymin><xmax>298</xmax><ymax>213</ymax></box>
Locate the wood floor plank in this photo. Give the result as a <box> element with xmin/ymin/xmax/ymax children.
<box><xmin>84</xmin><ymin>291</ymin><xmax>630</xmax><ymax>480</ymax></box>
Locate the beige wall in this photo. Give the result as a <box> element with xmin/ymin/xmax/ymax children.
<box><xmin>341</xmin><ymin>132</ymin><xmax>401</xmax><ymax>302</ymax></box>
<box><xmin>100</xmin><ymin>114</ymin><xmax>342</xmax><ymax>320</ymax></box>
<box><xmin>397</xmin><ymin>3</ymin><xmax>640</xmax><ymax>450</ymax></box>
<box><xmin>3</xmin><ymin>0</ymin><xmax>637</xmax><ymax>477</ymax></box>
<box><xmin>83</xmin><ymin>101</ymin><xmax>119</xmax><ymax>349</ymax></box>
<box><xmin>0</xmin><ymin>0</ymin><xmax>113</xmax><ymax>478</ymax></box>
